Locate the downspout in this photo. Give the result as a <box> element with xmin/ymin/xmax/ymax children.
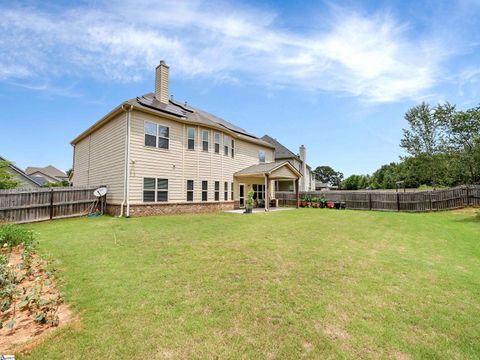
<box><xmin>120</xmin><ymin>103</ymin><xmax>133</xmax><ymax>217</ymax></box>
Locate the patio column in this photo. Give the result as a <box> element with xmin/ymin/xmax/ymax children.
<box><xmin>295</xmin><ymin>178</ymin><xmax>299</xmax><ymax>208</ymax></box>
<box><xmin>265</xmin><ymin>174</ymin><xmax>269</xmax><ymax>212</ymax></box>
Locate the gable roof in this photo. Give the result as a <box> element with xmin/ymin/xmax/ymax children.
<box><xmin>72</xmin><ymin>93</ymin><xmax>275</xmax><ymax>150</ymax></box>
<box><xmin>234</xmin><ymin>161</ymin><xmax>301</xmax><ymax>178</ymax></box>
<box><xmin>261</xmin><ymin>135</ymin><xmax>300</xmax><ymax>161</ymax></box>
<box><xmin>25</xmin><ymin>165</ymin><xmax>67</xmax><ymax>179</ymax></box>
<box><xmin>0</xmin><ymin>156</ymin><xmax>42</xmax><ymax>187</ymax></box>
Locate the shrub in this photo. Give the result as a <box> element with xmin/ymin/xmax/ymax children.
<box><xmin>0</xmin><ymin>225</ymin><xmax>36</xmax><ymax>249</ymax></box>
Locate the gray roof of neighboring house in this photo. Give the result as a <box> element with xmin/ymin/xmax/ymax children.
<box><xmin>0</xmin><ymin>155</ymin><xmax>42</xmax><ymax>187</ymax></box>
<box><xmin>261</xmin><ymin>135</ymin><xmax>300</xmax><ymax>161</ymax></box>
<box><xmin>126</xmin><ymin>93</ymin><xmax>275</xmax><ymax>149</ymax></box>
<box><xmin>25</xmin><ymin>165</ymin><xmax>68</xmax><ymax>179</ymax></box>
<box><xmin>234</xmin><ymin>161</ymin><xmax>301</xmax><ymax>177</ymax></box>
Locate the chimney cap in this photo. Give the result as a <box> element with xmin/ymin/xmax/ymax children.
<box><xmin>157</xmin><ymin>60</ymin><xmax>169</xmax><ymax>68</ymax></box>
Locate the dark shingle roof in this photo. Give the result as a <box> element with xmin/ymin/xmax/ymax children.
<box><xmin>131</xmin><ymin>93</ymin><xmax>274</xmax><ymax>149</ymax></box>
<box><xmin>0</xmin><ymin>155</ymin><xmax>42</xmax><ymax>187</ymax></box>
<box><xmin>261</xmin><ymin>135</ymin><xmax>300</xmax><ymax>161</ymax></box>
<box><xmin>25</xmin><ymin>165</ymin><xmax>67</xmax><ymax>179</ymax></box>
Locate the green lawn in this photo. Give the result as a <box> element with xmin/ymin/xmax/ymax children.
<box><xmin>18</xmin><ymin>209</ymin><xmax>480</xmax><ymax>359</ymax></box>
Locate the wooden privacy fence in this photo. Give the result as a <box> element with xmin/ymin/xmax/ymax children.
<box><xmin>0</xmin><ymin>186</ymin><xmax>105</xmax><ymax>224</ymax></box>
<box><xmin>276</xmin><ymin>185</ymin><xmax>480</xmax><ymax>212</ymax></box>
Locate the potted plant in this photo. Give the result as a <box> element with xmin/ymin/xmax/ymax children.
<box><xmin>299</xmin><ymin>196</ymin><xmax>307</xmax><ymax>207</ymax></box>
<box><xmin>305</xmin><ymin>194</ymin><xmax>313</xmax><ymax>208</ymax></box>
<box><xmin>244</xmin><ymin>189</ymin><xmax>255</xmax><ymax>214</ymax></box>
<box><xmin>319</xmin><ymin>195</ymin><xmax>326</xmax><ymax>208</ymax></box>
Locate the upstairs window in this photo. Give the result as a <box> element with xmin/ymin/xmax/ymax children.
<box><xmin>187</xmin><ymin>127</ymin><xmax>195</xmax><ymax>150</ymax></box>
<box><xmin>259</xmin><ymin>150</ymin><xmax>266</xmax><ymax>163</ymax></box>
<box><xmin>224</xmin><ymin>182</ymin><xmax>228</xmax><ymax>200</ymax></box>
<box><xmin>202</xmin><ymin>130</ymin><xmax>209</xmax><ymax>152</ymax></box>
<box><xmin>214</xmin><ymin>181</ymin><xmax>220</xmax><ymax>201</ymax></box>
<box><xmin>231</xmin><ymin>139</ymin><xmax>235</xmax><ymax>158</ymax></box>
<box><xmin>224</xmin><ymin>135</ymin><xmax>229</xmax><ymax>156</ymax></box>
<box><xmin>187</xmin><ymin>180</ymin><xmax>194</xmax><ymax>201</ymax></box>
<box><xmin>144</xmin><ymin>122</ymin><xmax>169</xmax><ymax>149</ymax></box>
<box><xmin>214</xmin><ymin>133</ymin><xmax>220</xmax><ymax>154</ymax></box>
<box><xmin>202</xmin><ymin>181</ymin><xmax>208</xmax><ymax>201</ymax></box>
<box><xmin>143</xmin><ymin>178</ymin><xmax>168</xmax><ymax>202</ymax></box>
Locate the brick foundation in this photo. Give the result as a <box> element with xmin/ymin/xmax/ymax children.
<box><xmin>107</xmin><ymin>201</ymin><xmax>235</xmax><ymax>217</ymax></box>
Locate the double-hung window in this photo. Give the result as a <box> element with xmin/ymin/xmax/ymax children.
<box><xmin>214</xmin><ymin>181</ymin><xmax>220</xmax><ymax>201</ymax></box>
<box><xmin>224</xmin><ymin>182</ymin><xmax>228</xmax><ymax>200</ymax></box>
<box><xmin>231</xmin><ymin>182</ymin><xmax>234</xmax><ymax>200</ymax></box>
<box><xmin>231</xmin><ymin>139</ymin><xmax>235</xmax><ymax>158</ymax></box>
<box><xmin>187</xmin><ymin>180</ymin><xmax>194</xmax><ymax>201</ymax></box>
<box><xmin>143</xmin><ymin>178</ymin><xmax>168</xmax><ymax>202</ymax></box>
<box><xmin>187</xmin><ymin>127</ymin><xmax>195</xmax><ymax>150</ymax></box>
<box><xmin>258</xmin><ymin>150</ymin><xmax>266</xmax><ymax>163</ymax></box>
<box><xmin>202</xmin><ymin>130</ymin><xmax>209</xmax><ymax>152</ymax></box>
<box><xmin>224</xmin><ymin>135</ymin><xmax>229</xmax><ymax>156</ymax></box>
<box><xmin>202</xmin><ymin>181</ymin><xmax>208</xmax><ymax>201</ymax></box>
<box><xmin>145</xmin><ymin>122</ymin><xmax>169</xmax><ymax>149</ymax></box>
<box><xmin>214</xmin><ymin>133</ymin><xmax>220</xmax><ymax>154</ymax></box>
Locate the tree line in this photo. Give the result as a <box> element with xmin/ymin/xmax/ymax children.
<box><xmin>314</xmin><ymin>102</ymin><xmax>480</xmax><ymax>190</ymax></box>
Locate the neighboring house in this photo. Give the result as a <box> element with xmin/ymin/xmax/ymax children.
<box><xmin>71</xmin><ymin>61</ymin><xmax>301</xmax><ymax>216</ymax></box>
<box><xmin>25</xmin><ymin>165</ymin><xmax>69</xmax><ymax>185</ymax></box>
<box><xmin>261</xmin><ymin>135</ymin><xmax>316</xmax><ymax>192</ymax></box>
<box><xmin>0</xmin><ymin>155</ymin><xmax>42</xmax><ymax>189</ymax></box>
<box><xmin>315</xmin><ymin>181</ymin><xmax>338</xmax><ymax>191</ymax></box>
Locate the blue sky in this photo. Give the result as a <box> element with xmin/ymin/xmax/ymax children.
<box><xmin>1</xmin><ymin>0</ymin><xmax>479</xmax><ymax>176</ymax></box>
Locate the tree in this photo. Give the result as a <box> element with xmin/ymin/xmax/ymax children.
<box><xmin>313</xmin><ymin>166</ymin><xmax>344</xmax><ymax>186</ymax></box>
<box><xmin>442</xmin><ymin>105</ymin><xmax>480</xmax><ymax>184</ymax></box>
<box><xmin>370</xmin><ymin>162</ymin><xmax>399</xmax><ymax>189</ymax></box>
<box><xmin>0</xmin><ymin>160</ymin><xmax>20</xmax><ymax>189</ymax></box>
<box><xmin>341</xmin><ymin>174</ymin><xmax>370</xmax><ymax>190</ymax></box>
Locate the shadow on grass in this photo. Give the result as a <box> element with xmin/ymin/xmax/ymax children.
<box><xmin>452</xmin><ymin>208</ymin><xmax>480</xmax><ymax>223</ymax></box>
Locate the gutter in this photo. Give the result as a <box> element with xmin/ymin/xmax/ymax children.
<box><xmin>120</xmin><ymin>103</ymin><xmax>133</xmax><ymax>217</ymax></box>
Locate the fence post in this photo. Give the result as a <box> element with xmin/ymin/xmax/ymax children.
<box><xmin>368</xmin><ymin>192</ymin><xmax>372</xmax><ymax>210</ymax></box>
<box><xmin>49</xmin><ymin>188</ymin><xmax>54</xmax><ymax>220</ymax></box>
<box><xmin>466</xmin><ymin>185</ymin><xmax>470</xmax><ymax>206</ymax></box>
<box><xmin>396</xmin><ymin>192</ymin><xmax>400</xmax><ymax>212</ymax></box>
<box><xmin>429</xmin><ymin>191</ymin><xmax>433</xmax><ymax>211</ymax></box>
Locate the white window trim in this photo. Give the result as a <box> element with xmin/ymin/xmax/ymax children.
<box><xmin>144</xmin><ymin>120</ymin><xmax>170</xmax><ymax>150</ymax></box>
<box><xmin>214</xmin><ymin>132</ymin><xmax>221</xmax><ymax>154</ymax></box>
<box><xmin>143</xmin><ymin>177</ymin><xmax>169</xmax><ymax>203</ymax></box>
<box><xmin>187</xmin><ymin>127</ymin><xmax>196</xmax><ymax>151</ymax></box>
<box><xmin>202</xmin><ymin>129</ymin><xmax>209</xmax><ymax>152</ymax></box>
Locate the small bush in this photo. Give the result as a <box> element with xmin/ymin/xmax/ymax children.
<box><xmin>0</xmin><ymin>224</ymin><xmax>36</xmax><ymax>249</ymax></box>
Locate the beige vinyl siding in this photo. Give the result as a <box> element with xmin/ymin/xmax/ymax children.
<box><xmin>72</xmin><ymin>113</ymin><xmax>126</xmax><ymax>203</ymax></box>
<box><xmin>270</xmin><ymin>166</ymin><xmax>298</xmax><ymax>179</ymax></box>
<box><xmin>128</xmin><ymin>109</ymin><xmax>274</xmax><ymax>204</ymax></box>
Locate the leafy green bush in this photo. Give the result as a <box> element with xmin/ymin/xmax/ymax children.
<box><xmin>0</xmin><ymin>224</ymin><xmax>36</xmax><ymax>248</ymax></box>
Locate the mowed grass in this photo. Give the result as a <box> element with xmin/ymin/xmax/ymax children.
<box><xmin>18</xmin><ymin>209</ymin><xmax>480</xmax><ymax>359</ymax></box>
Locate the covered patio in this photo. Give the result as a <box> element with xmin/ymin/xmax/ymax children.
<box><xmin>234</xmin><ymin>161</ymin><xmax>301</xmax><ymax>211</ymax></box>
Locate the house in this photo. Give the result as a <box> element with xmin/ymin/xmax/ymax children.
<box><xmin>261</xmin><ymin>135</ymin><xmax>316</xmax><ymax>192</ymax></box>
<box><xmin>0</xmin><ymin>156</ymin><xmax>42</xmax><ymax>189</ymax></box>
<box><xmin>25</xmin><ymin>165</ymin><xmax>69</xmax><ymax>185</ymax></box>
<box><xmin>315</xmin><ymin>181</ymin><xmax>338</xmax><ymax>191</ymax></box>
<box><xmin>71</xmin><ymin>61</ymin><xmax>301</xmax><ymax>216</ymax></box>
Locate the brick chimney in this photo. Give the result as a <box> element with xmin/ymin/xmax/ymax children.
<box><xmin>155</xmin><ymin>60</ymin><xmax>169</xmax><ymax>104</ymax></box>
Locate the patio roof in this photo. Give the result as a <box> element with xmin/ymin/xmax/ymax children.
<box><xmin>234</xmin><ymin>161</ymin><xmax>301</xmax><ymax>179</ymax></box>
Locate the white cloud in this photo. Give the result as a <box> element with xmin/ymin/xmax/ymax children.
<box><xmin>0</xmin><ymin>0</ymin><xmax>462</xmax><ymax>102</ymax></box>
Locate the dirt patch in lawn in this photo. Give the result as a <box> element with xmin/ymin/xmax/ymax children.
<box><xmin>0</xmin><ymin>246</ymin><xmax>73</xmax><ymax>353</ymax></box>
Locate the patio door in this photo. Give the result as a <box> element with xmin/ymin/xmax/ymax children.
<box><xmin>239</xmin><ymin>184</ymin><xmax>245</xmax><ymax>208</ymax></box>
